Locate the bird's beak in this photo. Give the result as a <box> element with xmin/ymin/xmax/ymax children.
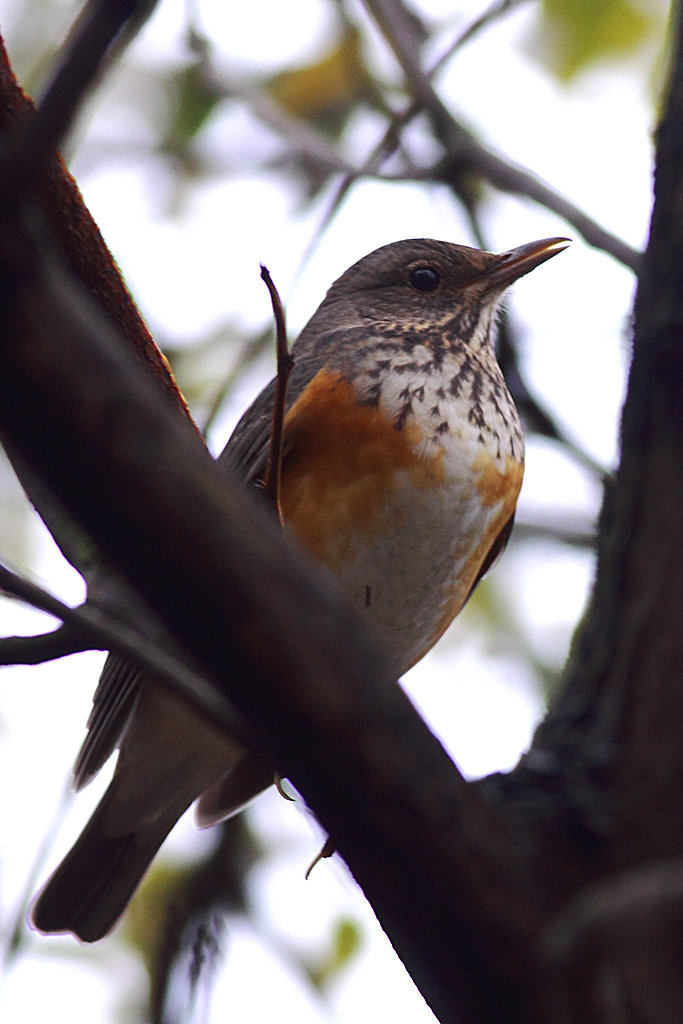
<box><xmin>484</xmin><ymin>237</ymin><xmax>570</xmax><ymax>289</ymax></box>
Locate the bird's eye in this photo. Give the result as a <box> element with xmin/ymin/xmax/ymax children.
<box><xmin>408</xmin><ymin>265</ymin><xmax>441</xmax><ymax>293</ymax></box>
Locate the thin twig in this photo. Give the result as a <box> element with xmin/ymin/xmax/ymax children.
<box><xmin>260</xmin><ymin>264</ymin><xmax>293</xmax><ymax>520</ymax></box>
<box><xmin>361</xmin><ymin>0</ymin><xmax>641</xmax><ymax>273</ymax></box>
<box><xmin>431</xmin><ymin>0</ymin><xmax>531</xmax><ymax>74</ymax></box>
<box><xmin>495</xmin><ymin>314</ymin><xmax>610</xmax><ymax>479</ymax></box>
<box><xmin>1</xmin><ymin>780</ymin><xmax>74</xmax><ymax>968</ymax></box>
<box><xmin>0</xmin><ymin>622</ymin><xmax>91</xmax><ymax>664</ymax></box>
<box><xmin>512</xmin><ymin>516</ymin><xmax>596</xmax><ymax>550</ymax></box>
<box><xmin>0</xmin><ymin>562</ymin><xmax>249</xmax><ymax>743</ymax></box>
<box><xmin>200</xmin><ymin>326</ymin><xmax>272</xmax><ymax>437</ymax></box>
<box><xmin>1</xmin><ymin>0</ymin><xmax>159</xmax><ymax>196</ymax></box>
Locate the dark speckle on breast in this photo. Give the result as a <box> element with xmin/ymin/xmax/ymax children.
<box><xmin>395</xmin><ymin>401</ymin><xmax>413</xmax><ymax>430</ymax></box>
<box><xmin>317</xmin><ymin>305</ymin><xmax>523</xmax><ymax>461</ymax></box>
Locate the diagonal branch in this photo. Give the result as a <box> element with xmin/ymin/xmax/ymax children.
<box><xmin>0</xmin><ymin>562</ymin><xmax>247</xmax><ymax>742</ymax></box>
<box><xmin>3</xmin><ymin>0</ymin><xmax>159</xmax><ymax>194</ymax></box>
<box><xmin>361</xmin><ymin>0</ymin><xmax>641</xmax><ymax>272</ymax></box>
<box><xmin>0</xmin><ymin>175</ymin><xmax>544</xmax><ymax>1024</ymax></box>
<box><xmin>0</xmin><ymin>623</ymin><xmax>90</xmax><ymax>664</ymax></box>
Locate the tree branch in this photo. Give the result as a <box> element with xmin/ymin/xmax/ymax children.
<box><xmin>3</xmin><ymin>0</ymin><xmax>159</xmax><ymax>194</ymax></box>
<box><xmin>361</xmin><ymin>0</ymin><xmax>641</xmax><ymax>272</ymax></box>
<box><xmin>0</xmin><ymin>178</ymin><xmax>544</xmax><ymax>1024</ymax></box>
<box><xmin>0</xmin><ymin>562</ymin><xmax>247</xmax><ymax>741</ymax></box>
<box><xmin>0</xmin><ymin>623</ymin><xmax>90</xmax><ymax>664</ymax></box>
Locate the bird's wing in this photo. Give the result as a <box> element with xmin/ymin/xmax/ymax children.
<box><xmin>72</xmin><ymin>652</ymin><xmax>141</xmax><ymax>789</ymax></box>
<box><xmin>71</xmin><ymin>338</ymin><xmax>338</xmax><ymax>788</ymax></box>
<box><xmin>218</xmin><ymin>345</ymin><xmax>336</xmax><ymax>483</ymax></box>
<box><xmin>469</xmin><ymin>511</ymin><xmax>515</xmax><ymax>593</ymax></box>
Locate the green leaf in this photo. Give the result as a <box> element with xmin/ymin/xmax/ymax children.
<box><xmin>308</xmin><ymin>915</ymin><xmax>363</xmax><ymax>988</ymax></box>
<box><xmin>165</xmin><ymin>61</ymin><xmax>221</xmax><ymax>153</ymax></box>
<box><xmin>533</xmin><ymin>0</ymin><xmax>661</xmax><ymax>81</ymax></box>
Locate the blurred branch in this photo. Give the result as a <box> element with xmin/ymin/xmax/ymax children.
<box><xmin>361</xmin><ymin>0</ymin><xmax>641</xmax><ymax>272</ymax></box>
<box><xmin>185</xmin><ymin>1</ymin><xmax>639</xmax><ymax>275</ymax></box>
<box><xmin>5</xmin><ymin>0</ymin><xmax>159</xmax><ymax>189</ymax></box>
<box><xmin>200</xmin><ymin>64</ymin><xmax>428</xmax><ymax>183</ymax></box>
<box><xmin>2</xmin><ymin>782</ymin><xmax>74</xmax><ymax>969</ymax></box>
<box><xmin>0</xmin><ymin>562</ymin><xmax>246</xmax><ymax>742</ymax></box>
<box><xmin>512</xmin><ymin>515</ymin><xmax>596</xmax><ymax>550</ymax></box>
<box><xmin>297</xmin><ymin>0</ymin><xmax>526</xmax><ymax>271</ymax></box>
<box><xmin>147</xmin><ymin>816</ymin><xmax>259</xmax><ymax>1024</ymax></box>
<box><xmin>0</xmin><ymin>622</ymin><xmax>91</xmax><ymax>663</ymax></box>
<box><xmin>199</xmin><ymin>326</ymin><xmax>272</xmax><ymax>436</ymax></box>
<box><xmin>496</xmin><ymin>314</ymin><xmax>610</xmax><ymax>479</ymax></box>
<box><xmin>433</xmin><ymin>0</ymin><xmax>532</xmax><ymax>66</ymax></box>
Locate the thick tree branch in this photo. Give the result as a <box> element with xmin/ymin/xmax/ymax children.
<box><xmin>0</xmin><ymin>22</ymin><xmax>196</xmax><ymax>591</ymax></box>
<box><xmin>0</xmin><ymin>198</ymin><xmax>545</xmax><ymax>1023</ymax></box>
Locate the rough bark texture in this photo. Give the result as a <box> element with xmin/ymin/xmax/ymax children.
<box><xmin>1</xmin><ymin>3</ymin><xmax>682</xmax><ymax>1022</ymax></box>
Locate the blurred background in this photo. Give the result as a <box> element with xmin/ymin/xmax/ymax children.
<box><xmin>0</xmin><ymin>0</ymin><xmax>667</xmax><ymax>1020</ymax></box>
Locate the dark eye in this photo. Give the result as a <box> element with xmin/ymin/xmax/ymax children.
<box><xmin>409</xmin><ymin>265</ymin><xmax>441</xmax><ymax>293</ymax></box>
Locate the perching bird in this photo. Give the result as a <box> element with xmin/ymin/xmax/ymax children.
<box><xmin>31</xmin><ymin>235</ymin><xmax>568</xmax><ymax>942</ymax></box>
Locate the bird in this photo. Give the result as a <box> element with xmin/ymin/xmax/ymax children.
<box><xmin>30</xmin><ymin>234</ymin><xmax>568</xmax><ymax>942</ymax></box>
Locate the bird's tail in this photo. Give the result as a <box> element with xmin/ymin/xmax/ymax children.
<box><xmin>30</xmin><ymin>784</ymin><xmax>190</xmax><ymax>944</ymax></box>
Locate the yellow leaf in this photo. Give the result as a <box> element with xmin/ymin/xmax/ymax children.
<box><xmin>267</xmin><ymin>27</ymin><xmax>377</xmax><ymax>136</ymax></box>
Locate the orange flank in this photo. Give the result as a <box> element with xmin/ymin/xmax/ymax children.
<box><xmin>471</xmin><ymin>448</ymin><xmax>524</xmax><ymax>512</ymax></box>
<box><xmin>419</xmin><ymin>451</ymin><xmax>523</xmax><ymax>662</ymax></box>
<box><xmin>280</xmin><ymin>368</ymin><xmax>444</xmax><ymax>567</ymax></box>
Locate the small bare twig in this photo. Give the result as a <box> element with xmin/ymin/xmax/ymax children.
<box><xmin>431</xmin><ymin>0</ymin><xmax>531</xmax><ymax>71</ymax></box>
<box><xmin>260</xmin><ymin>264</ymin><xmax>293</xmax><ymax>519</ymax></box>
<box><xmin>0</xmin><ymin>562</ymin><xmax>248</xmax><ymax>743</ymax></box>
<box><xmin>361</xmin><ymin>0</ymin><xmax>641</xmax><ymax>273</ymax></box>
<box><xmin>0</xmin><ymin>622</ymin><xmax>90</xmax><ymax>664</ymax></box>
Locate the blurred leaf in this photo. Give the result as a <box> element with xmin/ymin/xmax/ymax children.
<box><xmin>307</xmin><ymin>915</ymin><xmax>363</xmax><ymax>989</ymax></box>
<box><xmin>123</xmin><ymin>860</ymin><xmax>189</xmax><ymax>976</ymax></box>
<box><xmin>267</xmin><ymin>26</ymin><xmax>380</xmax><ymax>138</ymax></box>
<box><xmin>454</xmin><ymin>574</ymin><xmax>563</xmax><ymax>706</ymax></box>
<box><xmin>532</xmin><ymin>0</ymin><xmax>661</xmax><ymax>81</ymax></box>
<box><xmin>163</xmin><ymin>60</ymin><xmax>221</xmax><ymax>155</ymax></box>
<box><xmin>120</xmin><ymin>817</ymin><xmax>262</xmax><ymax>1022</ymax></box>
